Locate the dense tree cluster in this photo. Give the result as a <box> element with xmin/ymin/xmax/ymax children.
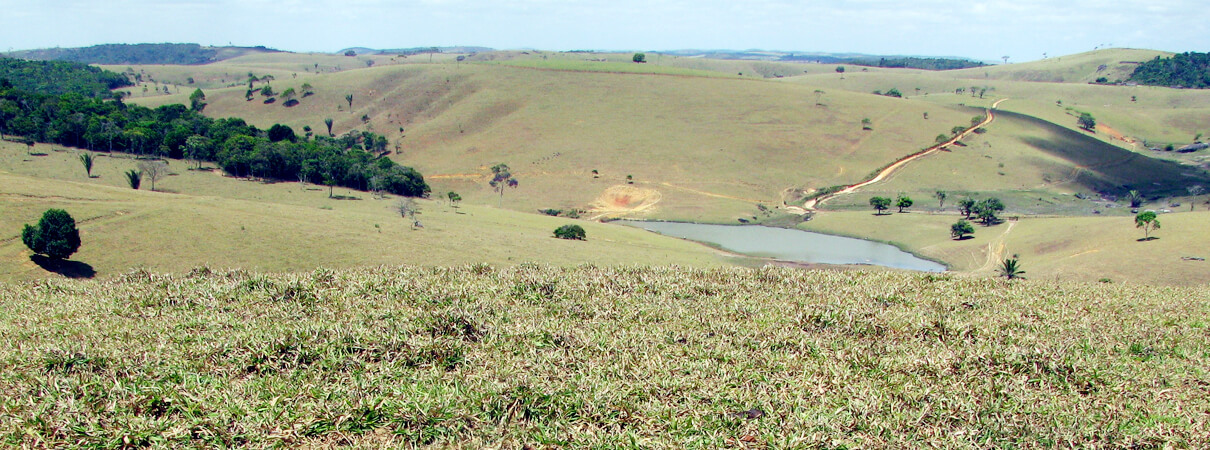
<box><xmin>0</xmin><ymin>84</ymin><xmax>429</xmax><ymax>197</ymax></box>
<box><xmin>1129</xmin><ymin>52</ymin><xmax>1210</xmax><ymax>88</ymax></box>
<box><xmin>851</xmin><ymin>57</ymin><xmax>985</xmax><ymax>71</ymax></box>
<box><xmin>0</xmin><ymin>58</ymin><xmax>131</xmax><ymax>98</ymax></box>
<box><xmin>3</xmin><ymin>43</ymin><xmax>250</xmax><ymax>65</ymax></box>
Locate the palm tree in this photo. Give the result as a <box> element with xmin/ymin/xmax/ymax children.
<box><xmin>79</xmin><ymin>152</ymin><xmax>94</xmax><ymax>178</ymax></box>
<box><xmin>1126</xmin><ymin>190</ymin><xmax>1143</xmax><ymax>208</ymax></box>
<box><xmin>999</xmin><ymin>254</ymin><xmax>1025</xmax><ymax>280</ymax></box>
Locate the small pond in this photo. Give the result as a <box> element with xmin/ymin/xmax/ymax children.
<box><xmin>617</xmin><ymin>221</ymin><xmax>946</xmax><ymax>272</ymax></box>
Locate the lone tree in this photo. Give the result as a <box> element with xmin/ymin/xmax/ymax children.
<box><xmin>22</xmin><ymin>209</ymin><xmax>81</xmax><ymax>260</ymax></box>
<box><xmin>1135</xmin><ymin>211</ymin><xmax>1160</xmax><ymax>240</ymax></box>
<box><xmin>869</xmin><ymin>196</ymin><xmax>892</xmax><ymax>215</ymax></box>
<box><xmin>1077</xmin><ymin>112</ymin><xmax>1096</xmax><ymax>131</ymax></box>
<box><xmin>137</xmin><ymin>161</ymin><xmax>168</xmax><ymax>191</ymax></box>
<box><xmin>125</xmin><ymin>169</ymin><xmax>142</xmax><ymax>189</ymax></box>
<box><xmin>345</xmin><ymin>94</ymin><xmax>354</xmax><ymax>109</ymax></box>
<box><xmin>934</xmin><ymin>190</ymin><xmax>948</xmax><ymax>208</ymax></box>
<box><xmin>1186</xmin><ymin>185</ymin><xmax>1204</xmax><ymax>211</ymax></box>
<box><xmin>324</xmin><ymin>118</ymin><xmax>334</xmax><ymax>136</ymax></box>
<box><xmin>489</xmin><ymin>163</ymin><xmax>518</xmax><ymax>206</ymax></box>
<box><xmin>951</xmin><ymin>219</ymin><xmax>974</xmax><ymax>240</ymax></box>
<box><xmin>896</xmin><ymin>194</ymin><xmax>914</xmax><ymax>213</ymax></box>
<box><xmin>188</xmin><ymin>88</ymin><xmax>206</xmax><ymax>112</ymax></box>
<box><xmin>974</xmin><ymin>197</ymin><xmax>1005</xmax><ymax>225</ymax></box>
<box><xmin>554</xmin><ymin>224</ymin><xmax>586</xmax><ymax>240</ymax></box>
<box><xmin>79</xmin><ymin>152</ymin><xmax>95</xmax><ymax>178</ymax></box>
<box><xmin>447</xmin><ymin>191</ymin><xmax>462</xmax><ymax>207</ymax></box>
<box><xmin>999</xmin><ymin>254</ymin><xmax>1025</xmax><ymax>280</ymax></box>
<box><xmin>861</xmin><ymin>118</ymin><xmax>873</xmax><ymax>131</ymax></box>
<box><xmin>632</xmin><ymin>53</ymin><xmax>646</xmax><ymax>63</ymax></box>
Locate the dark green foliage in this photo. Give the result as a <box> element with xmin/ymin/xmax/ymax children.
<box><xmin>896</xmin><ymin>195</ymin><xmax>913</xmax><ymax>213</ymax></box>
<box><xmin>958</xmin><ymin>198</ymin><xmax>977</xmax><ymax>218</ymax></box>
<box><xmin>1077</xmin><ymin>112</ymin><xmax>1096</xmax><ymax>131</ymax></box>
<box><xmin>1135</xmin><ymin>211</ymin><xmax>1160</xmax><ymax>239</ymax></box>
<box><xmin>850</xmin><ymin>57</ymin><xmax>985</xmax><ymax>71</ymax></box>
<box><xmin>835</xmin><ymin>66</ymin><xmax>845</xmax><ymax>73</ymax></box>
<box><xmin>973</xmin><ymin>198</ymin><xmax>1005</xmax><ymax>225</ymax></box>
<box><xmin>950</xmin><ymin>219</ymin><xmax>974</xmax><ymax>239</ymax></box>
<box><xmin>78</xmin><ymin>152</ymin><xmax>94</xmax><ymax>177</ymax></box>
<box><xmin>0</xmin><ymin>83</ymin><xmax>430</xmax><ymax>198</ymax></box>
<box><xmin>553</xmin><ymin>224</ymin><xmax>586</xmax><ymax>240</ymax></box>
<box><xmin>1129</xmin><ymin>52</ymin><xmax>1210</xmax><ymax>88</ymax></box>
<box><xmin>267</xmin><ymin>124</ymin><xmax>296</xmax><ymax>142</ymax></box>
<box><xmin>0</xmin><ymin>57</ymin><xmax>130</xmax><ymax>98</ymax></box>
<box><xmin>869</xmin><ymin>196</ymin><xmax>891</xmax><ymax>214</ymax></box>
<box><xmin>125</xmin><ymin>169</ymin><xmax>142</xmax><ymax>189</ymax></box>
<box><xmin>632</xmin><ymin>53</ymin><xmax>646</xmax><ymax>63</ymax></box>
<box><xmin>883</xmin><ymin>88</ymin><xmax>902</xmax><ymax>98</ymax></box>
<box><xmin>188</xmin><ymin>88</ymin><xmax>206</xmax><ymax>112</ymax></box>
<box><xmin>21</xmin><ymin>209</ymin><xmax>81</xmax><ymax>259</ymax></box>
<box><xmin>999</xmin><ymin>255</ymin><xmax>1025</xmax><ymax>280</ymax></box>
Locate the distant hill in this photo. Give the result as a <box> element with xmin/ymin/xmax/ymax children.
<box><xmin>3</xmin><ymin>43</ymin><xmax>281</xmax><ymax>65</ymax></box>
<box><xmin>1128</xmin><ymin>52</ymin><xmax>1210</xmax><ymax>88</ymax></box>
<box><xmin>0</xmin><ymin>57</ymin><xmax>130</xmax><ymax>97</ymax></box>
<box><xmin>339</xmin><ymin>46</ymin><xmax>495</xmax><ymax>56</ymax></box>
<box><xmin>658</xmin><ymin>49</ymin><xmax>984</xmax><ymax>70</ymax></box>
<box><xmin>948</xmin><ymin>48</ymin><xmax>1172</xmax><ymax>83</ymax></box>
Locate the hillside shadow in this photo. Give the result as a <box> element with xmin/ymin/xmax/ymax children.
<box><xmin>30</xmin><ymin>255</ymin><xmax>95</xmax><ymax>279</ymax></box>
<box><xmin>999</xmin><ymin>110</ymin><xmax>1210</xmax><ymax>197</ymax></box>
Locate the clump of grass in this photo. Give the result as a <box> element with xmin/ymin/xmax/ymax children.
<box><xmin>0</xmin><ymin>265</ymin><xmax>1208</xmax><ymax>447</ymax></box>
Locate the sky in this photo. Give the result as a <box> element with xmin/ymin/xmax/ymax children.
<box><xmin>1</xmin><ymin>0</ymin><xmax>1205</xmax><ymax>62</ymax></box>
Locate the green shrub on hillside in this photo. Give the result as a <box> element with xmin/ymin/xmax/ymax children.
<box><xmin>553</xmin><ymin>224</ymin><xmax>586</xmax><ymax>240</ymax></box>
<box><xmin>21</xmin><ymin>209</ymin><xmax>81</xmax><ymax>260</ymax></box>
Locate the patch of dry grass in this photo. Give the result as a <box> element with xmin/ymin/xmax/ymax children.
<box><xmin>0</xmin><ymin>265</ymin><xmax>1207</xmax><ymax>447</ymax></box>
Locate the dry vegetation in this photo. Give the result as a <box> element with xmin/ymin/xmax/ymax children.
<box><xmin>1</xmin><ymin>265</ymin><xmax>1208</xmax><ymax>447</ymax></box>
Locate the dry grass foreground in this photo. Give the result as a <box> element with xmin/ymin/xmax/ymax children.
<box><xmin>1</xmin><ymin>265</ymin><xmax>1208</xmax><ymax>447</ymax></box>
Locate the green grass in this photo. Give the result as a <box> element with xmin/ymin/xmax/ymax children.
<box><xmin>0</xmin><ymin>265</ymin><xmax>1207</xmax><ymax>447</ymax></box>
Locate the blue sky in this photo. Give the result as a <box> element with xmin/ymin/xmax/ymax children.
<box><xmin>1</xmin><ymin>0</ymin><xmax>1204</xmax><ymax>62</ymax></box>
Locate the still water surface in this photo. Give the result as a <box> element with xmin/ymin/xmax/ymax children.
<box><xmin>617</xmin><ymin>221</ymin><xmax>946</xmax><ymax>272</ymax></box>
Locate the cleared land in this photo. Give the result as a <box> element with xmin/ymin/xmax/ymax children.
<box><xmin>1</xmin><ymin>266</ymin><xmax>1207</xmax><ymax>447</ymax></box>
<box><xmin>0</xmin><ymin>142</ymin><xmax>731</xmax><ymax>281</ymax></box>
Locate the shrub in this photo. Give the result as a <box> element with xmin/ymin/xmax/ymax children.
<box><xmin>553</xmin><ymin>224</ymin><xmax>586</xmax><ymax>240</ymax></box>
<box><xmin>22</xmin><ymin>209</ymin><xmax>81</xmax><ymax>260</ymax></box>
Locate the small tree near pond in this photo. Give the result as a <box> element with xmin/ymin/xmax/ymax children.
<box><xmin>869</xmin><ymin>196</ymin><xmax>891</xmax><ymax>215</ymax></box>
<box><xmin>951</xmin><ymin>219</ymin><xmax>974</xmax><ymax>240</ymax></box>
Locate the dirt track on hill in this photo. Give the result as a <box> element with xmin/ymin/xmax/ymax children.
<box><xmin>803</xmin><ymin>99</ymin><xmax>1008</xmax><ymax>210</ymax></box>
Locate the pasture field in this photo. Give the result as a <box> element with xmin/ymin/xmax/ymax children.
<box><xmin>121</xmin><ymin>57</ymin><xmax>977</xmax><ymax>222</ymax></box>
<box><xmin>0</xmin><ymin>266</ymin><xmax>1207</xmax><ymax>447</ymax></box>
<box><xmin>0</xmin><ymin>142</ymin><xmax>731</xmax><ymax>281</ymax></box>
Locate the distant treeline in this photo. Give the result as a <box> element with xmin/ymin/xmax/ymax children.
<box><xmin>0</xmin><ymin>83</ymin><xmax>429</xmax><ymax>197</ymax></box>
<box><xmin>779</xmin><ymin>55</ymin><xmax>985</xmax><ymax>70</ymax></box>
<box><xmin>0</xmin><ymin>58</ymin><xmax>131</xmax><ymax>98</ymax></box>
<box><xmin>1128</xmin><ymin>52</ymin><xmax>1210</xmax><ymax>88</ymax></box>
<box><xmin>3</xmin><ymin>43</ymin><xmax>273</xmax><ymax>65</ymax></box>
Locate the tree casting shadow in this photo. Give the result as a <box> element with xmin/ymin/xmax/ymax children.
<box><xmin>30</xmin><ymin>255</ymin><xmax>95</xmax><ymax>279</ymax></box>
<box><xmin>1137</xmin><ymin>237</ymin><xmax>1160</xmax><ymax>242</ymax></box>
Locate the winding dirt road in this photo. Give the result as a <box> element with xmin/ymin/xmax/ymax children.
<box><xmin>803</xmin><ymin>98</ymin><xmax>1008</xmax><ymax>210</ymax></box>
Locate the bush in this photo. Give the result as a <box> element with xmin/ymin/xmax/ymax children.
<box><xmin>553</xmin><ymin>224</ymin><xmax>586</xmax><ymax>240</ymax></box>
<box><xmin>22</xmin><ymin>209</ymin><xmax>81</xmax><ymax>260</ymax></box>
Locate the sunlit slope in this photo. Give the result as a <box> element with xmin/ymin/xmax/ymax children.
<box><xmin>0</xmin><ymin>144</ymin><xmax>730</xmax><ymax>282</ymax></box>
<box><xmin>819</xmin><ymin>108</ymin><xmax>1210</xmax><ymax>213</ymax></box>
<box><xmin>126</xmin><ymin>62</ymin><xmax>977</xmax><ymax>221</ymax></box>
<box><xmin>800</xmin><ymin>210</ymin><xmax>1210</xmax><ymax>286</ymax></box>
<box><xmin>948</xmin><ymin>48</ymin><xmax>1172</xmax><ymax>83</ymax></box>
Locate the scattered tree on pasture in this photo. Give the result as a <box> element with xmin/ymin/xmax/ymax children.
<box><xmin>125</xmin><ymin>169</ymin><xmax>142</xmax><ymax>189</ymax></box>
<box><xmin>861</xmin><ymin>118</ymin><xmax>872</xmax><ymax>130</ymax></box>
<box><xmin>79</xmin><ymin>152</ymin><xmax>94</xmax><ymax>177</ymax></box>
<box><xmin>896</xmin><ymin>195</ymin><xmax>914</xmax><ymax>213</ymax></box>
<box><xmin>189</xmin><ymin>88</ymin><xmax>206</xmax><ymax>112</ymax></box>
<box><xmin>1135</xmin><ymin>211</ymin><xmax>1160</xmax><ymax>239</ymax></box>
<box><xmin>324</xmin><ymin>118</ymin><xmax>334</xmax><ymax>136</ymax></box>
<box><xmin>934</xmin><ymin>190</ymin><xmax>948</xmax><ymax>208</ymax></box>
<box><xmin>345</xmin><ymin>94</ymin><xmax>354</xmax><ymax>109</ymax></box>
<box><xmin>1078</xmin><ymin>112</ymin><xmax>1096</xmax><ymax>131</ymax></box>
<box><xmin>632</xmin><ymin>53</ymin><xmax>646</xmax><ymax>63</ymax></box>
<box><xmin>447</xmin><ymin>191</ymin><xmax>462</xmax><ymax>207</ymax></box>
<box><xmin>958</xmin><ymin>197</ymin><xmax>976</xmax><ymax>218</ymax></box>
<box><xmin>21</xmin><ymin>209</ymin><xmax>81</xmax><ymax>260</ymax></box>
<box><xmin>138</xmin><ymin>160</ymin><xmax>168</xmax><ymax>191</ymax></box>
<box><xmin>489</xmin><ymin>163</ymin><xmax>519</xmax><ymax>206</ymax></box>
<box><xmin>869</xmin><ymin>196</ymin><xmax>891</xmax><ymax>215</ymax></box>
<box><xmin>951</xmin><ymin>219</ymin><xmax>974</xmax><ymax>240</ymax></box>
<box><xmin>1188</xmin><ymin>185</ymin><xmax>1205</xmax><ymax>211</ymax></box>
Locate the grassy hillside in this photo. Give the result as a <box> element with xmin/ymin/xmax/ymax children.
<box><xmin>0</xmin><ymin>142</ymin><xmax>731</xmax><ymax>281</ymax></box>
<box><xmin>949</xmin><ymin>49</ymin><xmax>1172</xmax><ymax>84</ymax></box>
<box><xmin>801</xmin><ymin>210</ymin><xmax>1210</xmax><ymax>286</ymax></box>
<box><xmin>1</xmin><ymin>266</ymin><xmax>1207</xmax><ymax>447</ymax></box>
<box><xmin>123</xmin><ymin>58</ymin><xmax>976</xmax><ymax>223</ymax></box>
